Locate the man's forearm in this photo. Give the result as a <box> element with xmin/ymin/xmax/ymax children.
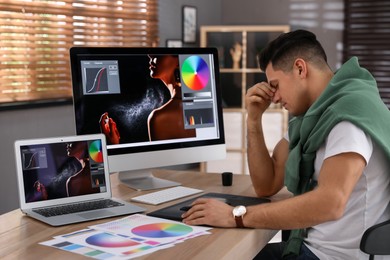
<box><xmin>247</xmin><ymin>118</ymin><xmax>279</xmax><ymax>196</ymax></box>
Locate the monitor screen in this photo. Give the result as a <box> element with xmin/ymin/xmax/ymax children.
<box><xmin>70</xmin><ymin>47</ymin><xmax>226</xmax><ymax>190</ymax></box>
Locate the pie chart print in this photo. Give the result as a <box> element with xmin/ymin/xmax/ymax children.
<box><xmin>86</xmin><ymin>233</ymin><xmax>139</xmax><ymax>248</ymax></box>
<box><xmin>89</xmin><ymin>140</ymin><xmax>103</xmax><ymax>163</ymax></box>
<box><xmin>181</xmin><ymin>56</ymin><xmax>210</xmax><ymax>91</ymax></box>
<box><xmin>131</xmin><ymin>223</ymin><xmax>193</xmax><ymax>238</ymax></box>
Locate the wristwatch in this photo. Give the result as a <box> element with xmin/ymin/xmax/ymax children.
<box><xmin>232</xmin><ymin>205</ymin><xmax>247</xmax><ymax>228</ymax></box>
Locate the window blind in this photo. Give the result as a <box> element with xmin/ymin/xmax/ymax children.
<box><xmin>0</xmin><ymin>0</ymin><xmax>158</xmax><ymax>106</ymax></box>
<box><xmin>343</xmin><ymin>0</ymin><xmax>390</xmax><ymax>108</ymax></box>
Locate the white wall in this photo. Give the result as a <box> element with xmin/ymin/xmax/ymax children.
<box><xmin>158</xmin><ymin>0</ymin><xmax>222</xmax><ymax>47</ymax></box>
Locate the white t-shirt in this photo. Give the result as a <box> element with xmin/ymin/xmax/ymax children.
<box><xmin>287</xmin><ymin>121</ymin><xmax>390</xmax><ymax>259</ymax></box>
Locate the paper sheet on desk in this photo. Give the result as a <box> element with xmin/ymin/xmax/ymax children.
<box><xmin>40</xmin><ymin>214</ymin><xmax>211</xmax><ymax>259</ymax></box>
<box><xmin>90</xmin><ymin>214</ymin><xmax>211</xmax><ymax>245</ymax></box>
<box><xmin>40</xmin><ymin>237</ymin><xmax>168</xmax><ymax>259</ymax></box>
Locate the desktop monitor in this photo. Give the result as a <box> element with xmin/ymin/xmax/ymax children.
<box><xmin>70</xmin><ymin>47</ymin><xmax>226</xmax><ymax>190</ymax></box>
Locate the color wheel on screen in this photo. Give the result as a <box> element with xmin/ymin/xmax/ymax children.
<box><xmin>131</xmin><ymin>223</ymin><xmax>193</xmax><ymax>238</ymax></box>
<box><xmin>89</xmin><ymin>140</ymin><xmax>103</xmax><ymax>163</ymax></box>
<box><xmin>181</xmin><ymin>56</ymin><xmax>210</xmax><ymax>91</ymax></box>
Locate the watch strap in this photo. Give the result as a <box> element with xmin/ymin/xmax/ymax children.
<box><xmin>235</xmin><ymin>216</ymin><xmax>245</xmax><ymax>228</ymax></box>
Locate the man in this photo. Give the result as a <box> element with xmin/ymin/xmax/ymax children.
<box><xmin>182</xmin><ymin>30</ymin><xmax>390</xmax><ymax>259</ymax></box>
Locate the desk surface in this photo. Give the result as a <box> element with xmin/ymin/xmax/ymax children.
<box><xmin>0</xmin><ymin>170</ymin><xmax>289</xmax><ymax>260</ymax></box>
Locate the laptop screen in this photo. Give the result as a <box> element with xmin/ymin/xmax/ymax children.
<box><xmin>18</xmin><ymin>138</ymin><xmax>107</xmax><ymax>203</ymax></box>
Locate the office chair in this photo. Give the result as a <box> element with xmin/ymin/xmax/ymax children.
<box><xmin>283</xmin><ymin>220</ymin><xmax>390</xmax><ymax>260</ymax></box>
<box><xmin>360</xmin><ymin>219</ymin><xmax>390</xmax><ymax>260</ymax></box>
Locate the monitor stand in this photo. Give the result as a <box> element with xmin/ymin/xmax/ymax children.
<box><xmin>117</xmin><ymin>169</ymin><xmax>180</xmax><ymax>191</ymax></box>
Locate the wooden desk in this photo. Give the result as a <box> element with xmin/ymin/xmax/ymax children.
<box><xmin>0</xmin><ymin>170</ymin><xmax>289</xmax><ymax>260</ymax></box>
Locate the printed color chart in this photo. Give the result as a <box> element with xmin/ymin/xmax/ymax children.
<box><xmin>131</xmin><ymin>223</ymin><xmax>193</xmax><ymax>238</ymax></box>
<box><xmin>41</xmin><ymin>214</ymin><xmax>211</xmax><ymax>259</ymax></box>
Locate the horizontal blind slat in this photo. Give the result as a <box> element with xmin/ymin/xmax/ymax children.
<box><xmin>344</xmin><ymin>0</ymin><xmax>390</xmax><ymax>109</ymax></box>
<box><xmin>0</xmin><ymin>0</ymin><xmax>158</xmax><ymax>104</ymax></box>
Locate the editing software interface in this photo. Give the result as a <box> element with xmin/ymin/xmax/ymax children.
<box><xmin>73</xmin><ymin>52</ymin><xmax>221</xmax><ymax>150</ymax></box>
<box><xmin>20</xmin><ymin>140</ymin><xmax>106</xmax><ymax>203</ymax></box>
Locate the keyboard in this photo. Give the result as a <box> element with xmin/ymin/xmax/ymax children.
<box><xmin>131</xmin><ymin>186</ymin><xmax>203</xmax><ymax>205</ymax></box>
<box><xmin>33</xmin><ymin>199</ymin><xmax>124</xmax><ymax>217</ymax></box>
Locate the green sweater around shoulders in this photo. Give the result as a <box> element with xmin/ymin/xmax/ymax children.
<box><xmin>283</xmin><ymin>57</ymin><xmax>390</xmax><ymax>258</ymax></box>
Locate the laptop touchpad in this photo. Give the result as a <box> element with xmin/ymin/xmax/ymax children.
<box><xmin>78</xmin><ymin>210</ymin><xmax>114</xmax><ymax>219</ymax></box>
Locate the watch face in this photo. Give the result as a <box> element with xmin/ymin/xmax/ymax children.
<box><xmin>233</xmin><ymin>205</ymin><xmax>246</xmax><ymax>217</ymax></box>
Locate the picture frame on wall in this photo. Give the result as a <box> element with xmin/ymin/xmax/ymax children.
<box><xmin>182</xmin><ymin>6</ymin><xmax>197</xmax><ymax>43</ymax></box>
<box><xmin>166</xmin><ymin>39</ymin><xmax>183</xmax><ymax>47</ymax></box>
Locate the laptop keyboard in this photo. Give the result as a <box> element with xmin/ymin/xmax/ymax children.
<box><xmin>33</xmin><ymin>199</ymin><xmax>124</xmax><ymax>217</ymax></box>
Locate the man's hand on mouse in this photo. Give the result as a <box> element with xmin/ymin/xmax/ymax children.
<box><xmin>181</xmin><ymin>198</ymin><xmax>235</xmax><ymax>227</ymax></box>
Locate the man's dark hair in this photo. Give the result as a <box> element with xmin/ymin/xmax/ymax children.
<box><xmin>258</xmin><ymin>30</ymin><xmax>328</xmax><ymax>72</ymax></box>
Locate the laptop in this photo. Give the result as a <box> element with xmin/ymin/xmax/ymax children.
<box><xmin>14</xmin><ymin>134</ymin><xmax>145</xmax><ymax>226</ymax></box>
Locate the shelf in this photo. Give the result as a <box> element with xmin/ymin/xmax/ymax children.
<box><xmin>201</xmin><ymin>25</ymin><xmax>290</xmax><ymax>175</ymax></box>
